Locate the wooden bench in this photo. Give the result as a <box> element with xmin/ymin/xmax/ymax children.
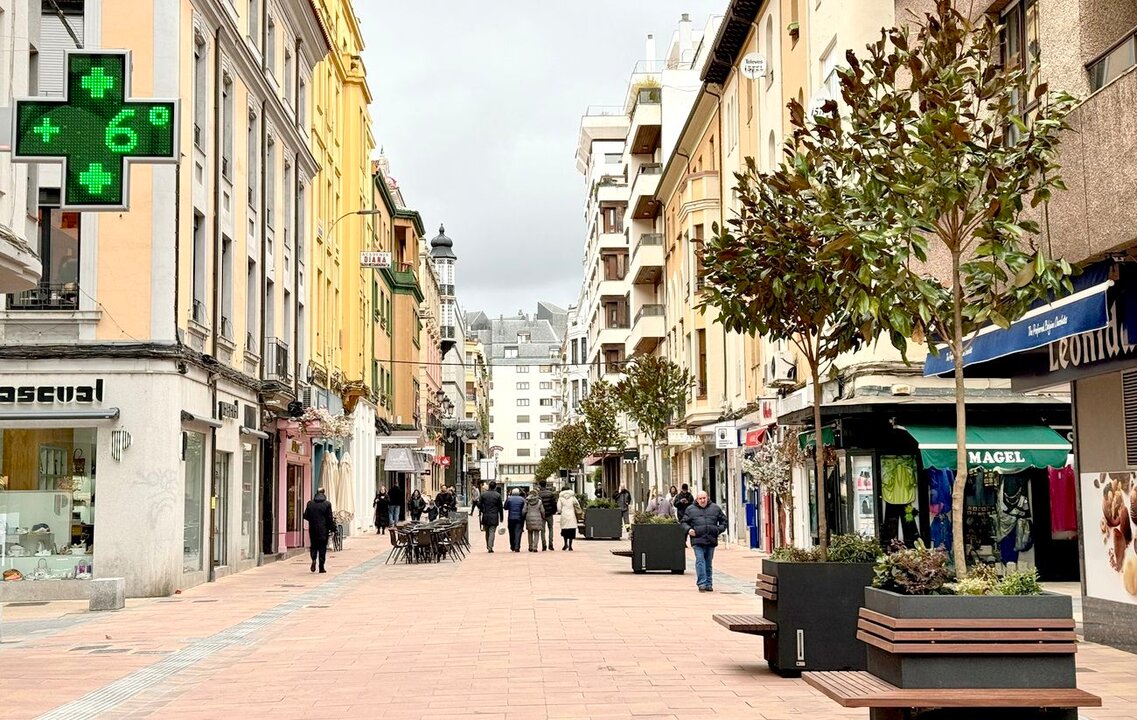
<box><xmin>712</xmin><ymin>613</ymin><xmax>777</xmax><ymax>636</ymax></box>
<box><xmin>856</xmin><ymin>607</ymin><xmax>1078</xmax><ymax>655</ymax></box>
<box><xmin>803</xmin><ymin>670</ymin><xmax>1101</xmax><ymax>719</ymax></box>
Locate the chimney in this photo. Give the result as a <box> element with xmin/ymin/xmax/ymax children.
<box><xmin>645</xmin><ymin>33</ymin><xmax>656</xmax><ymax>65</ymax></box>
<box><xmin>679</xmin><ymin>13</ymin><xmax>693</xmax><ymax>58</ymax></box>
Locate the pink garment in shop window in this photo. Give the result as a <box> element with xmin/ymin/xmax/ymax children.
<box><xmin>1048</xmin><ymin>466</ymin><xmax>1078</xmax><ymax>535</ymax></box>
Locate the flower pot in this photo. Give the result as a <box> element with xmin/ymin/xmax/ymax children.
<box><xmin>630</xmin><ymin>523</ymin><xmax>685</xmax><ymax>573</ymax></box>
<box><xmin>584</xmin><ymin>508</ymin><xmax>622</xmax><ymax>539</ymax></box>
<box><xmin>761</xmin><ymin>558</ymin><xmax>875</xmax><ymax>675</ymax></box>
<box><xmin>863</xmin><ymin>586</ymin><xmax>1077</xmax><ymax>689</ymax></box>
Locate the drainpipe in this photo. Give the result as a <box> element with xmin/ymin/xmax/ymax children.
<box><xmin>293</xmin><ymin>36</ymin><xmax>303</xmax><ymax>397</ymax></box>
<box><xmin>206</xmin><ymin>27</ymin><xmax>225</xmax><ymax>583</ymax></box>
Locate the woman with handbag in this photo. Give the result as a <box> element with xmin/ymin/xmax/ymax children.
<box><xmin>373</xmin><ymin>487</ymin><xmax>391</xmax><ymax>533</ymax></box>
<box><xmin>408</xmin><ymin>490</ymin><xmax>427</xmax><ymax>522</ymax></box>
<box><xmin>557</xmin><ymin>487</ymin><xmax>583</xmax><ymax>551</ymax></box>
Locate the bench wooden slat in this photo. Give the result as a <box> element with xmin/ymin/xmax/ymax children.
<box><xmin>857</xmin><ymin>630</ymin><xmax>1077</xmax><ymax>655</ymax></box>
<box><xmin>754</xmin><ymin>588</ymin><xmax>777</xmax><ymax>601</ymax></box>
<box><xmin>609</xmin><ymin>549</ymin><xmax>633</xmax><ymax>557</ymax></box>
<box><xmin>803</xmin><ymin>671</ymin><xmax>1102</xmax><ymax>709</ymax></box>
<box><xmin>857</xmin><ymin>617</ymin><xmax>1076</xmax><ymax>643</ymax></box>
<box><xmin>712</xmin><ymin>613</ymin><xmax>777</xmax><ymax>636</ymax></box>
<box><xmin>858</xmin><ymin>607</ymin><xmax>1075</xmax><ymax>630</ymax></box>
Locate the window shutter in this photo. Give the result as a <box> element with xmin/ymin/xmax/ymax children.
<box><xmin>39</xmin><ymin>13</ymin><xmax>85</xmax><ymax>97</ymax></box>
<box><xmin>1124</xmin><ymin>370</ymin><xmax>1137</xmax><ymax>466</ymax></box>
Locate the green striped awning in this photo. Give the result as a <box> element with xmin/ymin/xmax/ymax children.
<box><xmin>899</xmin><ymin>425</ymin><xmax>1071</xmax><ymax>472</ymax></box>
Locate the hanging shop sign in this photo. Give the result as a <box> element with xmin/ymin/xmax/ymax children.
<box><xmin>667</xmin><ymin>428</ymin><xmax>699</xmax><ymax>446</ymax></box>
<box><xmin>360</xmin><ymin>251</ymin><xmax>392</xmax><ymax>269</ymax></box>
<box><xmin>714</xmin><ymin>424</ymin><xmax>739</xmax><ymax>449</ymax></box>
<box><xmin>12</xmin><ymin>50</ymin><xmax>179</xmax><ymax>210</ymax></box>
<box><xmin>217</xmin><ymin>401</ymin><xmax>239</xmax><ymax>421</ymax></box>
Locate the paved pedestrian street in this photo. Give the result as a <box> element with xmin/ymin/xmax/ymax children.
<box><xmin>2</xmin><ymin>526</ymin><xmax>1136</xmax><ymax>720</ymax></box>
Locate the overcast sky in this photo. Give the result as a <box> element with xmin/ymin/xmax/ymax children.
<box><xmin>355</xmin><ymin>1</ymin><xmax>723</xmax><ymax>318</ymax></box>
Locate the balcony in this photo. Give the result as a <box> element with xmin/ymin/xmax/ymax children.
<box><xmin>596</xmin><ymin>177</ymin><xmax>629</xmax><ymax>204</ymax></box>
<box><xmin>597</xmin><ymin>278</ymin><xmax>626</xmax><ymax>299</ymax></box>
<box><xmin>7</xmin><ymin>282</ymin><xmax>79</xmax><ymax>311</ymax></box>
<box><xmin>630</xmin><ymin>233</ymin><xmax>664</xmax><ymax>285</ymax></box>
<box><xmin>597</xmin><ymin>230</ymin><xmax>627</xmax><ymax>251</ymax></box>
<box><xmin>596</xmin><ymin>325</ymin><xmax>629</xmax><ymax>349</ymax></box>
<box><xmin>679</xmin><ymin>171</ymin><xmax>720</xmax><ymax>223</ymax></box>
<box><xmin>630</xmin><ymin>163</ymin><xmax>663</xmax><ymax>219</ymax></box>
<box><xmin>629</xmin><ymin>88</ymin><xmax>662</xmax><ymax>155</ymax></box>
<box><xmin>382</xmin><ymin>262</ymin><xmax>423</xmax><ymax>302</ymax></box>
<box><xmin>263</xmin><ymin>338</ymin><xmax>291</xmax><ymax>383</ymax></box>
<box><xmin>627</xmin><ymin>304</ymin><xmax>665</xmax><ymax>356</ymax></box>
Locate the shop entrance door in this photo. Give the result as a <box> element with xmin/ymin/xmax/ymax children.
<box><xmin>285</xmin><ymin>463</ymin><xmax>305</xmax><ymax>547</ymax></box>
<box><xmin>212</xmin><ymin>452</ymin><xmax>230</xmax><ymax>567</ymax></box>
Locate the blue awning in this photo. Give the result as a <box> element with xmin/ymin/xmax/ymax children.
<box><xmin>924</xmin><ymin>280</ymin><xmax>1112</xmax><ymax>376</ymax></box>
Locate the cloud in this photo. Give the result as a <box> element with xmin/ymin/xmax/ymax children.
<box><xmin>355</xmin><ymin>0</ymin><xmax>725</xmax><ymax>316</ymax></box>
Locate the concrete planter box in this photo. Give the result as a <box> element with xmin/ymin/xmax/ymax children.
<box><xmin>630</xmin><ymin>523</ymin><xmax>685</xmax><ymax>574</ymax></box>
<box><xmin>864</xmin><ymin>586</ymin><xmax>1077</xmax><ymax>689</ymax></box>
<box><xmin>0</xmin><ymin>578</ymin><xmax>91</xmax><ymax>602</ymax></box>
<box><xmin>761</xmin><ymin>559</ymin><xmax>875</xmax><ymax>675</ymax></box>
<box><xmin>584</xmin><ymin>508</ymin><xmax>622</xmax><ymax>539</ymax></box>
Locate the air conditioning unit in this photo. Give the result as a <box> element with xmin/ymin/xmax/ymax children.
<box><xmin>765</xmin><ymin>351</ymin><xmax>797</xmax><ymax>388</ymax></box>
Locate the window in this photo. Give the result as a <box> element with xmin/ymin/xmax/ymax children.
<box><xmin>540</xmin><ymin>414</ymin><xmax>554</xmax><ymax>423</ymax></box>
<box><xmin>539</xmin><ymin>398</ymin><xmax>554</xmax><ymax>407</ymax></box>
<box><xmin>601</xmin><ymin>204</ymin><xmax>624</xmax><ymax>233</ymax></box>
<box><xmin>247</xmin><ymin>110</ymin><xmax>258</xmax><ymax>208</ymax></box>
<box><xmin>765</xmin><ymin>16</ymin><xmax>775</xmax><ymax>88</ymax></box>
<box><xmin>1001</xmin><ymin>0</ymin><xmax>1040</xmax><ymax>111</ymax></box>
<box><xmin>539</xmin><ymin>381</ymin><xmax>553</xmax><ymax>390</ymax></box>
<box><xmin>540</xmin><ymin>448</ymin><xmax>549</xmax><ymax>456</ymax></box>
<box><xmin>518</xmin><ymin>449</ymin><xmax>531</xmax><ymax>457</ymax></box>
<box><xmin>504</xmin><ymin>346</ymin><xmax>518</xmax><ymax>359</ymax></box>
<box><xmin>517</xmin><ymin>365</ymin><xmax>530</xmax><ymax>373</ymax></box>
<box><xmin>1090</xmin><ymin>31</ymin><xmax>1136</xmax><ymax>92</ymax></box>
<box><xmin>284</xmin><ymin>47</ymin><xmax>294</xmax><ymax>107</ymax></box>
<box><xmin>192</xmin><ymin>212</ymin><xmax>206</xmax><ymax>322</ymax></box>
<box><xmin>516</xmin><ymin>382</ymin><xmax>529</xmax><ymax>390</ymax></box>
<box><xmin>221</xmin><ymin>236</ymin><xmax>234</xmax><ymax>337</ymax></box>
<box><xmin>540</xmin><ymin>432</ymin><xmax>554</xmax><ymax>440</ymax></box>
<box><xmin>247</xmin><ymin>0</ymin><xmax>259</xmax><ymax>43</ymax></box>
<box><xmin>8</xmin><ymin>199</ymin><xmax>81</xmax><ymax>311</ymax></box>
<box><xmin>264</xmin><ymin>136</ymin><xmax>275</xmax><ymax>226</ymax></box>
<box><xmin>517</xmin><ymin>399</ymin><xmax>530</xmax><ymax>407</ymax></box>
<box><xmin>517</xmin><ymin>331</ymin><xmax>530</xmax><ymax>343</ymax></box>
<box><xmin>580</xmin><ymin>338</ymin><xmax>587</xmax><ymax>359</ymax></box>
<box><xmin>517</xmin><ymin>415</ymin><xmax>530</xmax><ymax>423</ymax></box>
<box><xmin>539</xmin><ymin>365</ymin><xmax>553</xmax><ymax>373</ymax></box>
<box><xmin>696</xmin><ymin>329</ymin><xmax>708</xmax><ymax>397</ymax></box>
<box><xmin>571</xmin><ymin>339</ymin><xmax>579</xmax><ymax>365</ymax></box>
<box><xmin>820</xmin><ymin>40</ymin><xmax>839</xmax><ymax>101</ymax></box>
<box><xmin>193</xmin><ymin>34</ymin><xmax>206</xmax><ymax>147</ymax></box>
<box><xmin>266</xmin><ymin>16</ymin><xmax>277</xmax><ymax>77</ymax></box>
<box><xmin>241</xmin><ymin>443</ymin><xmax>258</xmax><ymax>561</ymax></box>
<box><xmin>517</xmin><ymin>432</ymin><xmax>531</xmax><ymax>440</ymax></box>
<box><xmin>245</xmin><ymin>259</ymin><xmax>258</xmax><ymax>350</ymax></box>
<box><xmin>183</xmin><ymin>430</ymin><xmax>206</xmax><ymax>572</ymax></box>
<box><xmin>222</xmin><ymin>75</ymin><xmax>233</xmax><ymax>179</ymax></box>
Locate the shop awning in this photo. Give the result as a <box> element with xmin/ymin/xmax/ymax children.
<box><xmin>923</xmin><ymin>280</ymin><xmax>1113</xmax><ymax>376</ymax></box>
<box><xmin>798</xmin><ymin>426</ymin><xmax>836</xmax><ymax>450</ymax></box>
<box><xmin>239</xmin><ymin>426</ymin><xmax>270</xmax><ymax>440</ymax></box>
<box><xmin>180</xmin><ymin>410</ymin><xmax>222</xmax><ymax>428</ymax></box>
<box><xmin>899</xmin><ymin>424</ymin><xmax>1071</xmax><ymax>472</ymax></box>
<box><xmin>0</xmin><ymin>408</ymin><xmax>120</xmax><ymax>421</ymax></box>
<box><xmin>383</xmin><ymin>447</ymin><xmax>423</xmax><ymax>472</ymax></box>
<box><xmin>744</xmin><ymin>427</ymin><xmax>768</xmax><ymax>447</ymax></box>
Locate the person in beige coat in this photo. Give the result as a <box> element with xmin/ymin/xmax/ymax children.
<box><xmin>556</xmin><ymin>487</ymin><xmax>582</xmax><ymax>551</ymax></box>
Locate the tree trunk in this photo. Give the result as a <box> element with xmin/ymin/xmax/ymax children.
<box><xmin>651</xmin><ymin>439</ymin><xmax>660</xmax><ymax>504</ymax></box>
<box><xmin>810</xmin><ymin>361</ymin><xmax>829</xmax><ymax>559</ymax></box>
<box><xmin>950</xmin><ymin>249</ymin><xmax>969</xmax><ymax>576</ymax></box>
<box><xmin>781</xmin><ymin>493</ymin><xmax>795</xmax><ymax>546</ymax></box>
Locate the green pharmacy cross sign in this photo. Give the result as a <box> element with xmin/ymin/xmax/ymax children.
<box><xmin>12</xmin><ymin>50</ymin><xmax>179</xmax><ymax>210</ymax></box>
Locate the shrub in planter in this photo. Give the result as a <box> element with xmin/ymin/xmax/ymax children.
<box><xmin>761</xmin><ymin>534</ymin><xmax>882</xmax><ymax>676</ymax></box>
<box><xmin>584</xmin><ymin>501</ymin><xmax>622</xmax><ymax>539</ymax></box>
<box><xmin>866</xmin><ymin>545</ymin><xmax>1074</xmax><ymax>689</ymax></box>
<box><xmin>629</xmin><ymin>515</ymin><xmax>684</xmax><ymax>574</ymax></box>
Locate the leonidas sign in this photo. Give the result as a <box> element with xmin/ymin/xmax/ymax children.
<box><xmin>0</xmin><ymin>379</ymin><xmax>104</xmax><ymax>404</ymax></box>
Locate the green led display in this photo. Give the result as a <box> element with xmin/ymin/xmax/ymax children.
<box><xmin>13</xmin><ymin>50</ymin><xmax>179</xmax><ymax>210</ymax></box>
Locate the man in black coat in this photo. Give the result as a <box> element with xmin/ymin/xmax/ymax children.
<box><xmin>477</xmin><ymin>481</ymin><xmax>504</xmax><ymax>552</ymax></box>
<box><xmin>537</xmin><ymin>479</ymin><xmax>558</xmax><ymax>551</ymax></box>
<box><xmin>673</xmin><ymin>483</ymin><xmax>695</xmax><ymax>521</ymax></box>
<box><xmin>388</xmin><ymin>482</ymin><xmax>405</xmax><ymax>524</ymax></box>
<box><xmin>303</xmin><ymin>487</ymin><xmax>335</xmax><ymax>573</ymax></box>
<box><xmin>679</xmin><ymin>491</ymin><xmax>728</xmax><ymax>592</ymax></box>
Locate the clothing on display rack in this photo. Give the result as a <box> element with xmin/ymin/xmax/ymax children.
<box><xmin>995</xmin><ymin>474</ymin><xmax>1032</xmax><ymax>563</ymax></box>
<box><xmin>881</xmin><ymin>456</ymin><xmax>920</xmax><ymax>547</ymax></box>
<box><xmin>1047</xmin><ymin>466</ymin><xmax>1077</xmax><ymax>537</ymax></box>
<box><xmin>927</xmin><ymin>468</ymin><xmax>953</xmax><ymax>551</ymax></box>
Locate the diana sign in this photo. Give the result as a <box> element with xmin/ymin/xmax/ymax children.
<box><xmin>360</xmin><ymin>251</ymin><xmax>392</xmax><ymax>269</ymax></box>
<box><xmin>0</xmin><ymin>379</ymin><xmax>104</xmax><ymax>404</ymax></box>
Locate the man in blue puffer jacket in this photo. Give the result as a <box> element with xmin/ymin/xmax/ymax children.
<box><xmin>504</xmin><ymin>488</ymin><xmax>527</xmax><ymax>552</ymax></box>
<box><xmin>679</xmin><ymin>491</ymin><xmax>728</xmax><ymax>592</ymax></box>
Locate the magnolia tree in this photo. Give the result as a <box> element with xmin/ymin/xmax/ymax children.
<box><xmin>740</xmin><ymin>432</ymin><xmax>805</xmax><ymax>546</ymax></box>
<box><xmin>812</xmin><ymin>0</ymin><xmax>1077</xmax><ymax>572</ymax></box>
<box><xmin>614</xmin><ymin>356</ymin><xmax>693</xmax><ymax>496</ymax></box>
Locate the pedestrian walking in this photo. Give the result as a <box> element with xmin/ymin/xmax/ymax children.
<box><xmin>388</xmin><ymin>482</ymin><xmax>405</xmax><ymax>525</ymax></box>
<box><xmin>557</xmin><ymin>486</ymin><xmax>582</xmax><ymax>550</ymax></box>
<box><xmin>679</xmin><ymin>491</ymin><xmax>728</xmax><ymax>592</ymax></box>
<box><xmin>523</xmin><ymin>489</ymin><xmax>546</xmax><ymax>552</ymax></box>
<box><xmin>668</xmin><ymin>485</ymin><xmax>679</xmax><ymax>512</ymax></box>
<box><xmin>408</xmin><ymin>489</ymin><xmax>426</xmax><ymax>522</ymax></box>
<box><xmin>504</xmin><ymin>488</ymin><xmax>526</xmax><ymax>552</ymax></box>
<box><xmin>425</xmin><ymin>494</ymin><xmax>439</xmax><ymax>522</ymax></box>
<box><xmin>436</xmin><ymin>486</ymin><xmax>454</xmax><ymax>519</ymax></box>
<box><xmin>303</xmin><ymin>487</ymin><xmax>335</xmax><ymax>573</ymax></box>
<box><xmin>673</xmin><ymin>483</ymin><xmax>694</xmax><ymax>521</ymax></box>
<box><xmin>614</xmin><ymin>485</ymin><xmax>632</xmax><ymax>525</ymax></box>
<box><xmin>470</xmin><ymin>482</ymin><xmax>482</xmax><ymax>516</ymax></box>
<box><xmin>537</xmin><ymin>479</ymin><xmax>558</xmax><ymax>551</ymax></box>
<box><xmin>647</xmin><ymin>487</ymin><xmax>672</xmax><ymax>518</ymax></box>
<box><xmin>478</xmin><ymin>481</ymin><xmax>504</xmax><ymax>552</ymax></box>
<box><xmin>373</xmin><ymin>486</ymin><xmax>391</xmax><ymax>533</ymax></box>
